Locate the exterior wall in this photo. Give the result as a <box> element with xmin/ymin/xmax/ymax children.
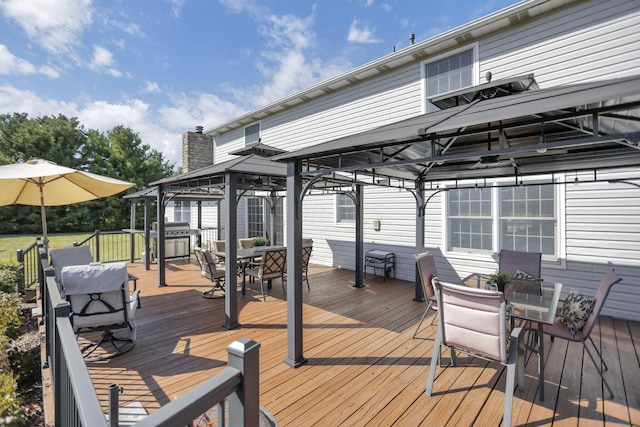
<box><xmin>206</xmin><ymin>0</ymin><xmax>640</xmax><ymax>320</ymax></box>
<box><xmin>479</xmin><ymin>0</ymin><xmax>640</xmax><ymax>87</ymax></box>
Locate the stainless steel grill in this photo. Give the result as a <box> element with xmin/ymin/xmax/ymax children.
<box><xmin>152</xmin><ymin>222</ymin><xmax>194</xmax><ymax>259</ymax></box>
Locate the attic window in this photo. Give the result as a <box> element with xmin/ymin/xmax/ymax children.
<box><xmin>245</xmin><ymin>123</ymin><xmax>260</xmax><ymax>146</ymax></box>
<box><xmin>425</xmin><ymin>48</ymin><xmax>474</xmax><ymax>112</ymax></box>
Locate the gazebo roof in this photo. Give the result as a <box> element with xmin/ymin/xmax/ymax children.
<box><xmin>274</xmin><ymin>75</ymin><xmax>640</xmax><ymax>187</ymax></box>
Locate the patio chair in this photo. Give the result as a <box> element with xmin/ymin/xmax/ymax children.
<box><xmin>49</xmin><ymin>245</ymin><xmax>93</xmax><ymax>287</ymax></box>
<box><xmin>427</xmin><ymin>281</ymin><xmax>523</xmax><ymax>427</ymax></box>
<box><xmin>238</xmin><ymin>238</ymin><xmax>255</xmax><ymax>249</ymax></box>
<box><xmin>302</xmin><ymin>243</ymin><xmax>313</xmax><ymax>290</ymax></box>
<box><xmin>283</xmin><ymin>242</ymin><xmax>313</xmax><ymax>291</ymax></box>
<box><xmin>244</xmin><ymin>247</ymin><xmax>287</xmax><ymax>301</ymax></box>
<box><xmin>194</xmin><ymin>247</ymin><xmax>225</xmax><ymax>299</ymax></box>
<box><xmin>412</xmin><ymin>252</ymin><xmax>439</xmax><ymax>338</ymax></box>
<box><xmin>50</xmin><ymin>245</ymin><xmax>140</xmax><ymax>306</ymax></box>
<box><xmin>541</xmin><ymin>269</ymin><xmax>622</xmax><ymax>398</ymax></box>
<box><xmin>498</xmin><ymin>249</ymin><xmax>542</xmax><ymax>294</ymax></box>
<box><xmin>61</xmin><ymin>262</ymin><xmax>139</xmax><ymax>361</ymax></box>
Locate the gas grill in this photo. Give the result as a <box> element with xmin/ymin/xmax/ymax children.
<box><xmin>151</xmin><ymin>222</ymin><xmax>197</xmax><ymax>259</ymax></box>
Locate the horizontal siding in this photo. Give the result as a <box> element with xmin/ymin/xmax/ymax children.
<box><xmin>479</xmin><ymin>0</ymin><xmax>640</xmax><ymax>86</ymax></box>
<box><xmin>203</xmin><ymin>1</ymin><xmax>640</xmax><ymax>321</ymax></box>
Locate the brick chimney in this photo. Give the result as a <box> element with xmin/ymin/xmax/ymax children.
<box><xmin>182</xmin><ymin>126</ymin><xmax>214</xmax><ymax>172</ymax></box>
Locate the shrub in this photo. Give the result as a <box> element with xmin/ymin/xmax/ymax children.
<box><xmin>252</xmin><ymin>236</ymin><xmax>269</xmax><ymax>247</ymax></box>
<box><xmin>0</xmin><ymin>263</ymin><xmax>22</xmax><ymax>294</ymax></box>
<box><xmin>0</xmin><ymin>292</ymin><xmax>23</xmax><ymax>423</ymax></box>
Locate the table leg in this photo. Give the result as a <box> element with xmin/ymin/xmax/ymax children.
<box><xmin>537</xmin><ymin>321</ymin><xmax>545</xmax><ymax>401</ymax></box>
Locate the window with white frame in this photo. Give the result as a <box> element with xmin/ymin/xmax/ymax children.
<box><xmin>245</xmin><ymin>123</ymin><xmax>260</xmax><ymax>146</ymax></box>
<box><xmin>425</xmin><ymin>48</ymin><xmax>474</xmax><ymax>112</ymax></box>
<box><xmin>336</xmin><ymin>193</ymin><xmax>355</xmax><ymax>224</ymax></box>
<box><xmin>247</xmin><ymin>198</ymin><xmax>264</xmax><ymax>237</ymax></box>
<box><xmin>447</xmin><ymin>184</ymin><xmax>557</xmax><ymax>256</ymax></box>
<box><xmin>173</xmin><ymin>201</ymin><xmax>191</xmax><ymax>223</ymax></box>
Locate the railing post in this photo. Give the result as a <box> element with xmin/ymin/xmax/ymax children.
<box><xmin>227</xmin><ymin>338</ymin><xmax>261</xmax><ymax>427</ymax></box>
<box><xmin>109</xmin><ymin>384</ymin><xmax>120</xmax><ymax>427</ymax></box>
<box><xmin>130</xmin><ymin>231</ymin><xmax>136</xmax><ymax>263</ymax></box>
<box><xmin>52</xmin><ymin>300</ymin><xmax>71</xmax><ymax>427</ymax></box>
<box><xmin>95</xmin><ymin>230</ymin><xmax>101</xmax><ymax>261</ymax></box>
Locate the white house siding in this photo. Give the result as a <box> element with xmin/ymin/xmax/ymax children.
<box><xmin>204</xmin><ymin>0</ymin><xmax>640</xmax><ymax>320</ymax></box>
<box><xmin>479</xmin><ymin>0</ymin><xmax>640</xmax><ymax>87</ymax></box>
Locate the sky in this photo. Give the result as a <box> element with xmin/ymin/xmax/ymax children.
<box><xmin>0</xmin><ymin>0</ymin><xmax>519</xmax><ymax>167</ymax></box>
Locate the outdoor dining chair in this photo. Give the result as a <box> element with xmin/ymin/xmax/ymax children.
<box><xmin>427</xmin><ymin>280</ymin><xmax>524</xmax><ymax>427</ymax></box>
<box><xmin>244</xmin><ymin>247</ymin><xmax>287</xmax><ymax>301</ymax></box>
<box><xmin>540</xmin><ymin>269</ymin><xmax>622</xmax><ymax>398</ymax></box>
<box><xmin>498</xmin><ymin>249</ymin><xmax>542</xmax><ymax>294</ymax></box>
<box><xmin>194</xmin><ymin>247</ymin><xmax>225</xmax><ymax>299</ymax></box>
<box><xmin>412</xmin><ymin>252</ymin><xmax>439</xmax><ymax>339</ymax></box>
<box><xmin>61</xmin><ymin>262</ymin><xmax>139</xmax><ymax>361</ymax></box>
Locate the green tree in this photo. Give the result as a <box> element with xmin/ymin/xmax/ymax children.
<box><xmin>0</xmin><ymin>113</ymin><xmax>176</xmax><ymax>234</ymax></box>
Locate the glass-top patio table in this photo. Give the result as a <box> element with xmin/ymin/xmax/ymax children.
<box><xmin>460</xmin><ymin>273</ymin><xmax>563</xmax><ymax>401</ymax></box>
<box><xmin>213</xmin><ymin>245</ymin><xmax>286</xmax><ymax>295</ymax></box>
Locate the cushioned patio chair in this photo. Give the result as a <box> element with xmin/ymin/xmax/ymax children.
<box><xmin>50</xmin><ymin>245</ymin><xmax>140</xmax><ymax>306</ymax></box>
<box><xmin>541</xmin><ymin>269</ymin><xmax>622</xmax><ymax>398</ymax></box>
<box><xmin>244</xmin><ymin>247</ymin><xmax>287</xmax><ymax>301</ymax></box>
<box><xmin>62</xmin><ymin>262</ymin><xmax>139</xmax><ymax>361</ymax></box>
<box><xmin>50</xmin><ymin>245</ymin><xmax>93</xmax><ymax>286</ymax></box>
<box><xmin>194</xmin><ymin>247</ymin><xmax>225</xmax><ymax>299</ymax></box>
<box><xmin>427</xmin><ymin>280</ymin><xmax>524</xmax><ymax>427</ymax></box>
<box><xmin>238</xmin><ymin>238</ymin><xmax>255</xmax><ymax>249</ymax></box>
<box><xmin>412</xmin><ymin>252</ymin><xmax>439</xmax><ymax>338</ymax></box>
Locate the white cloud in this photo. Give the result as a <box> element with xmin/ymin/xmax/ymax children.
<box><xmin>347</xmin><ymin>19</ymin><xmax>381</xmax><ymax>44</ymax></box>
<box><xmin>165</xmin><ymin>0</ymin><xmax>186</xmax><ymax>18</ymax></box>
<box><xmin>0</xmin><ymin>0</ymin><xmax>93</xmax><ymax>56</ymax></box>
<box><xmin>88</xmin><ymin>45</ymin><xmax>122</xmax><ymax>77</ymax></box>
<box><xmin>381</xmin><ymin>3</ymin><xmax>392</xmax><ymax>13</ymax></box>
<box><xmin>142</xmin><ymin>81</ymin><xmax>162</xmax><ymax>94</ymax></box>
<box><xmin>0</xmin><ymin>44</ymin><xmax>60</xmax><ymax>78</ymax></box>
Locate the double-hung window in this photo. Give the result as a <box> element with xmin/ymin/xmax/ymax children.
<box><xmin>245</xmin><ymin>123</ymin><xmax>260</xmax><ymax>146</ymax></box>
<box><xmin>247</xmin><ymin>198</ymin><xmax>264</xmax><ymax>238</ymax></box>
<box><xmin>423</xmin><ymin>45</ymin><xmax>476</xmax><ymax>112</ymax></box>
<box><xmin>336</xmin><ymin>193</ymin><xmax>355</xmax><ymax>224</ymax></box>
<box><xmin>173</xmin><ymin>201</ymin><xmax>191</xmax><ymax>223</ymax></box>
<box><xmin>446</xmin><ymin>183</ymin><xmax>558</xmax><ymax>257</ymax></box>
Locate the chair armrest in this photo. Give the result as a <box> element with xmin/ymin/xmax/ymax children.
<box><xmin>507</xmin><ymin>326</ymin><xmax>523</xmax><ymax>364</ymax></box>
<box><xmin>128</xmin><ymin>289</ymin><xmax>140</xmax><ymax>316</ymax></box>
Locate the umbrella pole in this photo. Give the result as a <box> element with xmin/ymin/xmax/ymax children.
<box><xmin>40</xmin><ymin>185</ymin><xmax>49</xmax><ymax>252</ymax></box>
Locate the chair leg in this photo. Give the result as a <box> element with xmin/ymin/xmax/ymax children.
<box><xmin>583</xmin><ymin>339</ymin><xmax>614</xmax><ymax>398</ymax></box>
<box><xmin>504</xmin><ymin>363</ymin><xmax>516</xmax><ymax>427</ymax></box>
<box><xmin>587</xmin><ymin>336</ymin><xmax>609</xmax><ymax>371</ymax></box>
<box><xmin>412</xmin><ymin>300</ymin><xmax>434</xmax><ymax>339</ymax></box>
<box><xmin>260</xmin><ymin>279</ymin><xmax>267</xmax><ymax>302</ymax></box>
<box><xmin>426</xmin><ymin>328</ymin><xmax>442</xmax><ymax>396</ymax></box>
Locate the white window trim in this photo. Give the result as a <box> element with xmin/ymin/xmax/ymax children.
<box><xmin>420</xmin><ymin>42</ymin><xmax>480</xmax><ymax>115</ymax></box>
<box><xmin>441</xmin><ymin>175</ymin><xmax>566</xmax><ymax>269</ymax></box>
<box><xmin>335</xmin><ymin>193</ymin><xmax>356</xmax><ymax>227</ymax></box>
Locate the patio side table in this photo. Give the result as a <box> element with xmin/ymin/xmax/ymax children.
<box><xmin>364</xmin><ymin>250</ymin><xmax>395</xmax><ymax>282</ymax></box>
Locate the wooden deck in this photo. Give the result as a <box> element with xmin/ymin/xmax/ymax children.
<box><xmin>81</xmin><ymin>260</ymin><xmax>640</xmax><ymax>426</ymax></box>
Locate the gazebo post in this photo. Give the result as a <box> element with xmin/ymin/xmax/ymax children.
<box><xmin>285</xmin><ymin>160</ymin><xmax>307</xmax><ymax>368</ymax></box>
<box><xmin>144</xmin><ymin>197</ymin><xmax>151</xmax><ymax>270</ymax></box>
<box><xmin>414</xmin><ymin>183</ymin><xmax>426</xmax><ymax>301</ymax></box>
<box><xmin>157</xmin><ymin>183</ymin><xmax>167</xmax><ymax>287</ymax></box>
<box><xmin>223</xmin><ymin>172</ymin><xmax>240</xmax><ymax>330</ymax></box>
<box><xmin>354</xmin><ymin>184</ymin><xmax>364</xmax><ymax>288</ymax></box>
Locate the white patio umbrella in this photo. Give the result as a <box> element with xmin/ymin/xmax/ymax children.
<box><xmin>0</xmin><ymin>159</ymin><xmax>135</xmax><ymax>250</ymax></box>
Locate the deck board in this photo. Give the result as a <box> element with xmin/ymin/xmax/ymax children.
<box><xmin>67</xmin><ymin>260</ymin><xmax>640</xmax><ymax>426</ymax></box>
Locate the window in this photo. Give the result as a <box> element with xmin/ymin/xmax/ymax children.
<box><xmin>247</xmin><ymin>198</ymin><xmax>264</xmax><ymax>237</ymax></box>
<box><xmin>336</xmin><ymin>193</ymin><xmax>355</xmax><ymax>224</ymax></box>
<box><xmin>447</xmin><ymin>184</ymin><xmax>557</xmax><ymax>256</ymax></box>
<box><xmin>448</xmin><ymin>188</ymin><xmax>492</xmax><ymax>251</ymax></box>
<box><xmin>245</xmin><ymin>123</ymin><xmax>260</xmax><ymax>146</ymax></box>
<box><xmin>424</xmin><ymin>48</ymin><xmax>474</xmax><ymax>112</ymax></box>
<box><xmin>173</xmin><ymin>201</ymin><xmax>191</xmax><ymax>223</ymax></box>
<box><xmin>500</xmin><ymin>185</ymin><xmax>556</xmax><ymax>254</ymax></box>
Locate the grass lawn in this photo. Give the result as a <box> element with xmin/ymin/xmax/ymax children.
<box><xmin>0</xmin><ymin>233</ymin><xmax>91</xmax><ymax>264</ymax></box>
